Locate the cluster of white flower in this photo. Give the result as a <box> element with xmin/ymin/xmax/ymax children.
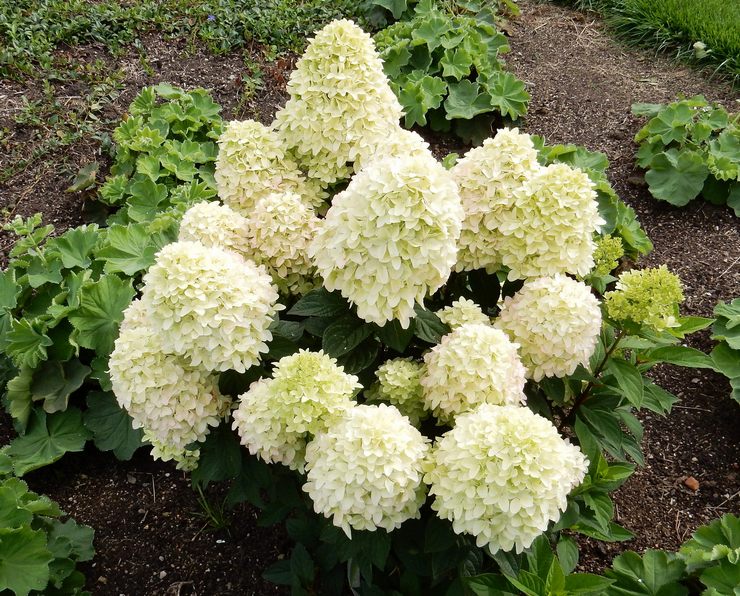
<box><xmin>453</xmin><ymin>128</ymin><xmax>603</xmax><ymax>280</ymax></box>
<box><xmin>109</xmin><ymin>300</ymin><xmax>229</xmax><ymax>470</ymax></box>
<box><xmin>366</xmin><ymin>358</ymin><xmax>427</xmax><ymax>425</ymax></box>
<box><xmin>178</xmin><ymin>200</ymin><xmax>250</xmax><ymax>257</ymax></box>
<box><xmin>424</xmin><ymin>404</ymin><xmax>589</xmax><ymax>554</ymax></box>
<box><xmin>453</xmin><ymin>128</ymin><xmax>541</xmax><ymax>272</ymax></box>
<box><xmin>303</xmin><ymin>404</ymin><xmax>430</xmax><ymax>535</ymax></box>
<box><xmin>215</xmin><ymin>119</ymin><xmax>323</xmax><ymax>213</ymax></box>
<box><xmin>140</xmin><ymin>241</ymin><xmax>281</xmax><ymax>373</ymax></box>
<box><xmin>310</xmin><ymin>152</ymin><xmax>463</xmax><ymax>328</ymax></box>
<box><xmin>245</xmin><ymin>192</ymin><xmax>321</xmax><ymax>295</ymax></box>
<box><xmin>232</xmin><ymin>350</ymin><xmax>360</xmax><ymax>471</ymax></box>
<box><xmin>421</xmin><ymin>323</ymin><xmax>526</xmax><ymax>424</ymax></box>
<box><xmin>437</xmin><ymin>297</ymin><xmax>490</xmax><ymax>330</ymax></box>
<box><xmin>496</xmin><ymin>275</ymin><xmax>602</xmax><ymax>380</ymax></box>
<box><xmin>274</xmin><ymin>19</ymin><xmax>404</xmax><ymax>185</ymax></box>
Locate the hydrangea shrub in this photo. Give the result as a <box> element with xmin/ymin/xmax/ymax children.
<box><xmin>5</xmin><ymin>16</ymin><xmax>712</xmax><ymax>595</ymax></box>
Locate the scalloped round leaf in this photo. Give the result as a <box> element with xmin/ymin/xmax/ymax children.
<box><xmin>483</xmin><ymin>70</ymin><xmax>529</xmax><ymax>120</ymax></box>
<box><xmin>644</xmin><ymin>149</ymin><xmax>708</xmax><ymax>206</ymax></box>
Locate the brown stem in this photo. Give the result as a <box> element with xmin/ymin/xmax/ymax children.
<box><xmin>558</xmin><ymin>331</ymin><xmax>624</xmax><ymax>432</ymax></box>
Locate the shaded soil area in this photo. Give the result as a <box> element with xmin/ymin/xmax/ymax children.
<box><xmin>0</xmin><ymin>0</ymin><xmax>738</xmax><ymax>593</ymax></box>
<box><xmin>506</xmin><ymin>0</ymin><xmax>740</xmax><ymax>570</ymax></box>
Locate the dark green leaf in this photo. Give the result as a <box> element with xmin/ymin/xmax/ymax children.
<box><xmin>30</xmin><ymin>359</ymin><xmax>90</xmax><ymax>414</ymax></box>
<box><xmin>0</xmin><ymin>270</ymin><xmax>18</xmax><ymax>309</ymax></box>
<box><xmin>322</xmin><ymin>314</ymin><xmax>373</xmax><ymax>358</ymax></box>
<box><xmin>5</xmin><ymin>319</ymin><xmax>53</xmax><ymax>370</ymax></box>
<box><xmin>290</xmin><ymin>543</ymin><xmax>315</xmax><ymax>586</ymax></box>
<box><xmin>46</xmin><ymin>225</ymin><xmax>100</xmax><ymax>270</ymax></box>
<box><xmin>564</xmin><ymin>573</ymin><xmax>614</xmax><ymax>594</ymax></box>
<box><xmin>413</xmin><ymin>306</ymin><xmax>448</xmax><ymax>344</ymax></box>
<box><xmin>336</xmin><ymin>338</ymin><xmax>379</xmax><ymax>374</ymax></box>
<box><xmin>97</xmin><ymin>223</ymin><xmax>169</xmax><ymax>276</ymax></box>
<box><xmin>191</xmin><ymin>423</ymin><xmax>242</xmax><ymax>487</ymax></box>
<box><xmin>0</xmin><ymin>526</ymin><xmax>53</xmax><ymax>595</ymax></box>
<box><xmin>6</xmin><ymin>408</ymin><xmax>91</xmax><ymax>476</ymax></box>
<box><xmin>556</xmin><ymin>535</ymin><xmax>579</xmax><ymax>575</ymax></box>
<box><xmin>288</xmin><ymin>288</ymin><xmax>349</xmax><ymax>317</ymax></box>
<box><xmin>606</xmin><ymin>358</ymin><xmax>644</xmax><ymax>408</ymax></box>
<box><xmin>376</xmin><ymin>319</ymin><xmax>415</xmax><ymax>353</ymax></box>
<box><xmin>68</xmin><ymin>275</ymin><xmax>135</xmax><ymax>355</ymax></box>
<box><xmin>84</xmin><ymin>391</ymin><xmax>144</xmax><ymax>460</ymax></box>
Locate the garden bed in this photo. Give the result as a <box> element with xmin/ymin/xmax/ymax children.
<box><xmin>0</xmin><ymin>1</ymin><xmax>738</xmax><ymax>594</ymax></box>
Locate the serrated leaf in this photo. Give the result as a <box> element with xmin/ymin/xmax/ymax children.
<box><xmin>46</xmin><ymin>225</ymin><xmax>100</xmax><ymax>270</ymax></box>
<box><xmin>336</xmin><ymin>338</ymin><xmax>379</xmax><ymax>374</ymax></box>
<box><xmin>645</xmin><ymin>149</ymin><xmax>708</xmax><ymax>206</ymax></box>
<box><xmin>6</xmin><ymin>408</ymin><xmax>91</xmax><ymax>476</ymax></box>
<box><xmin>557</xmin><ymin>535</ymin><xmax>579</xmax><ymax>575</ymax></box>
<box><xmin>288</xmin><ymin>288</ymin><xmax>349</xmax><ymax>317</ymax></box>
<box><xmin>5</xmin><ymin>319</ymin><xmax>53</xmax><ymax>369</ymax></box>
<box><xmin>606</xmin><ymin>358</ymin><xmax>644</xmax><ymax>407</ymax></box>
<box><xmin>46</xmin><ymin>518</ymin><xmax>94</xmax><ymax>562</ymax></box>
<box><xmin>66</xmin><ymin>162</ymin><xmax>98</xmax><ymax>193</ymax></box>
<box><xmin>679</xmin><ymin>513</ymin><xmax>740</xmax><ymax>572</ymax></box>
<box><xmin>606</xmin><ymin>550</ymin><xmax>688</xmax><ymax>595</ymax></box>
<box><xmin>375</xmin><ymin>319</ymin><xmax>415</xmax><ymax>352</ymax></box>
<box><xmin>0</xmin><ymin>526</ymin><xmax>53</xmax><ymax>596</ymax></box>
<box><xmin>444</xmin><ymin>80</ymin><xmax>492</xmax><ymax>120</ymax></box>
<box><xmin>26</xmin><ymin>255</ymin><xmax>63</xmax><ymax>288</ymax></box>
<box><xmin>98</xmin><ymin>175</ymin><xmax>128</xmax><ymax>206</ymax></box>
<box><xmin>322</xmin><ymin>314</ymin><xmax>374</xmax><ymax>358</ymax></box>
<box><xmin>0</xmin><ymin>270</ymin><xmax>18</xmax><ymax>309</ymax></box>
<box><xmin>483</xmin><ymin>70</ymin><xmax>529</xmax><ymax>119</ymax></box>
<box><xmin>382</xmin><ymin>43</ymin><xmax>412</xmax><ymax>79</ymax></box>
<box><xmin>97</xmin><ymin>223</ymin><xmax>169</xmax><ymax>276</ymax></box>
<box><xmin>4</xmin><ymin>367</ymin><xmax>33</xmax><ymax>431</ymax></box>
<box><xmin>30</xmin><ymin>359</ymin><xmax>90</xmax><ymax>414</ymax></box>
<box><xmin>413</xmin><ymin>306</ymin><xmax>448</xmax><ymax>344</ymax></box>
<box><xmin>564</xmin><ymin>573</ymin><xmax>614</xmax><ymax>594</ymax></box>
<box><xmin>126</xmin><ymin>177</ymin><xmax>168</xmax><ymax>222</ymax></box>
<box><xmin>84</xmin><ymin>391</ymin><xmax>143</xmax><ymax>460</ymax></box>
<box><xmin>411</xmin><ymin>14</ymin><xmax>450</xmax><ymax>52</ymax></box>
<box><xmin>440</xmin><ymin>47</ymin><xmax>472</xmax><ymax>80</ymax></box>
<box><xmin>68</xmin><ymin>275</ymin><xmax>135</xmax><ymax>355</ymax></box>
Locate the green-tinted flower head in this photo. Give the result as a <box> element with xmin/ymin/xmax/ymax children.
<box><xmin>591</xmin><ymin>235</ymin><xmax>624</xmax><ymax>277</ymax></box>
<box><xmin>604</xmin><ymin>265</ymin><xmax>684</xmax><ymax>331</ymax></box>
<box><xmin>366</xmin><ymin>358</ymin><xmax>427</xmax><ymax>425</ymax></box>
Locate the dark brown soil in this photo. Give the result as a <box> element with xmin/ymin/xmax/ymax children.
<box><xmin>1</xmin><ymin>1</ymin><xmax>739</xmax><ymax>592</ymax></box>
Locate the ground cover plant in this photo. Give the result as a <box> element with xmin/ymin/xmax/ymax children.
<box><xmin>552</xmin><ymin>0</ymin><xmax>740</xmax><ymax>85</ymax></box>
<box><xmin>0</xmin><ymin>0</ymin><xmax>736</xmax><ymax>591</ymax></box>
<box><xmin>0</xmin><ymin>453</ymin><xmax>94</xmax><ymax>595</ymax></box>
<box><xmin>631</xmin><ymin>96</ymin><xmax>740</xmax><ymax>216</ymax></box>
<box><xmin>374</xmin><ymin>0</ymin><xmax>530</xmax><ymax>142</ymax></box>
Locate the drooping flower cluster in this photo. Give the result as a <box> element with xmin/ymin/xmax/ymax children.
<box><xmin>232</xmin><ymin>350</ymin><xmax>360</xmax><ymax>471</ymax></box>
<box><xmin>366</xmin><ymin>358</ymin><xmax>426</xmax><ymax>425</ymax></box>
<box><xmin>424</xmin><ymin>404</ymin><xmax>589</xmax><ymax>554</ymax></box>
<box><xmin>453</xmin><ymin>128</ymin><xmax>541</xmax><ymax>272</ymax></box>
<box><xmin>437</xmin><ymin>297</ymin><xmax>490</xmax><ymax>330</ymax></box>
<box><xmin>495</xmin><ymin>275</ymin><xmax>602</xmax><ymax>381</ymax></box>
<box><xmin>309</xmin><ymin>152</ymin><xmax>463</xmax><ymax>328</ymax></box>
<box><xmin>214</xmin><ymin>119</ymin><xmax>323</xmax><ymax>213</ymax></box>
<box><xmin>453</xmin><ymin>128</ymin><xmax>604</xmax><ymax>280</ymax></box>
<box><xmin>140</xmin><ymin>241</ymin><xmax>281</xmax><ymax>372</ymax></box>
<box><xmin>178</xmin><ymin>200</ymin><xmax>250</xmax><ymax>257</ymax></box>
<box><xmin>245</xmin><ymin>191</ymin><xmax>321</xmax><ymax>295</ymax></box>
<box><xmin>604</xmin><ymin>265</ymin><xmax>684</xmax><ymax>331</ymax></box>
<box><xmin>421</xmin><ymin>323</ymin><xmax>526</xmax><ymax>424</ymax></box>
<box><xmin>109</xmin><ymin>300</ymin><xmax>229</xmax><ymax>470</ymax></box>
<box><xmin>274</xmin><ymin>19</ymin><xmax>404</xmax><ymax>185</ymax></box>
<box><xmin>303</xmin><ymin>404</ymin><xmax>430</xmax><ymax>535</ymax></box>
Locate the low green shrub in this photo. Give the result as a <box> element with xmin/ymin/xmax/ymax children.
<box><xmin>0</xmin><ymin>454</ymin><xmax>94</xmax><ymax>596</ymax></box>
<box><xmin>374</xmin><ymin>0</ymin><xmax>529</xmax><ymax>143</ymax></box>
<box><xmin>632</xmin><ymin>96</ymin><xmax>739</xmax><ymax>216</ymax></box>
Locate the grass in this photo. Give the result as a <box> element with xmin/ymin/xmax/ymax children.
<box><xmin>552</xmin><ymin>0</ymin><xmax>740</xmax><ymax>85</ymax></box>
